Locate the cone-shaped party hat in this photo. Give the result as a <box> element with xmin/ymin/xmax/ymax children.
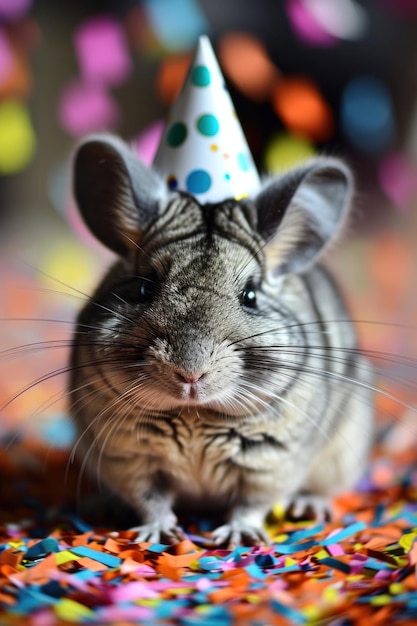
<box><xmin>152</xmin><ymin>35</ymin><xmax>261</xmax><ymax>203</ymax></box>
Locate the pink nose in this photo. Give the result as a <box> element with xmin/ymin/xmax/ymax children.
<box><xmin>176</xmin><ymin>371</ymin><xmax>205</xmax><ymax>384</ymax></box>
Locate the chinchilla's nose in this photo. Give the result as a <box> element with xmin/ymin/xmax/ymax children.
<box><xmin>175</xmin><ymin>369</ymin><xmax>206</xmax><ymax>384</ymax></box>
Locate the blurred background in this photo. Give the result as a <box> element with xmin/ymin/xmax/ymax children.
<box><xmin>1</xmin><ymin>0</ymin><xmax>417</xmax><ymax>457</ymax></box>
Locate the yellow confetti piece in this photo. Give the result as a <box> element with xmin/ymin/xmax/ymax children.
<box><xmin>284</xmin><ymin>557</ymin><xmax>297</xmax><ymax>567</ymax></box>
<box><xmin>56</xmin><ymin>550</ymin><xmax>78</xmax><ymax>566</ymax></box>
<box><xmin>390</xmin><ymin>556</ymin><xmax>408</xmax><ymax>568</ymax></box>
<box><xmin>346</xmin><ymin>574</ymin><xmax>364</xmax><ymax>582</ymax></box>
<box><xmin>323</xmin><ymin>586</ymin><xmax>340</xmax><ymax>603</ymax></box>
<box><xmin>399</xmin><ymin>531</ymin><xmax>417</xmax><ymax>552</ymax></box>
<box><xmin>196</xmin><ymin>604</ymin><xmax>212</xmax><ymax>614</ymax></box>
<box><xmin>314</xmin><ymin>549</ymin><xmax>329</xmax><ymax>561</ymax></box>
<box><xmin>39</xmin><ymin>239</ymin><xmax>98</xmax><ymax>296</ymax></box>
<box><xmin>389</xmin><ymin>582</ymin><xmax>406</xmax><ymax>595</ymax></box>
<box><xmin>302</xmin><ymin>605</ymin><xmax>321</xmax><ymax>620</ymax></box>
<box><xmin>166</xmin><ymin>587</ymin><xmax>194</xmax><ymax>595</ymax></box>
<box><xmin>246</xmin><ymin>594</ymin><xmax>262</xmax><ymax>604</ymax></box>
<box><xmin>137</xmin><ymin>598</ymin><xmax>160</xmax><ymax>607</ymax></box>
<box><xmin>54</xmin><ymin>598</ymin><xmax>95</xmax><ymax>621</ymax></box>
<box><xmin>0</xmin><ymin>100</ymin><xmax>36</xmax><ymax>174</ymax></box>
<box><xmin>264</xmin><ymin>132</ymin><xmax>315</xmax><ymax>174</ymax></box>
<box><xmin>369</xmin><ymin>594</ymin><xmax>392</xmax><ymax>607</ymax></box>
<box><xmin>271</xmin><ymin>503</ymin><xmax>286</xmax><ymax>519</ymax></box>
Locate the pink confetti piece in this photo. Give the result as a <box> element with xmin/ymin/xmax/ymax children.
<box><xmin>96</xmin><ymin>606</ymin><xmax>154</xmax><ymax>621</ymax></box>
<box><xmin>379</xmin><ymin>152</ymin><xmax>417</xmax><ymax>212</ymax></box>
<box><xmin>285</xmin><ymin>0</ymin><xmax>337</xmax><ymax>46</ymax></box>
<box><xmin>58</xmin><ymin>78</ymin><xmax>119</xmax><ymax>138</ymax></box>
<box><xmin>195</xmin><ymin>577</ymin><xmax>214</xmax><ymax>591</ymax></box>
<box><xmin>0</xmin><ymin>29</ymin><xmax>14</xmax><ymax>84</ymax></box>
<box><xmin>326</xmin><ymin>543</ymin><xmax>345</xmax><ymax>557</ymax></box>
<box><xmin>0</xmin><ymin>0</ymin><xmax>32</xmax><ymax>20</ymax></box>
<box><xmin>74</xmin><ymin>15</ymin><xmax>132</xmax><ymax>87</ymax></box>
<box><xmin>109</xmin><ymin>581</ymin><xmax>159</xmax><ymax>602</ymax></box>
<box><xmin>131</xmin><ymin>120</ymin><xmax>164</xmax><ymax>166</ymax></box>
<box><xmin>119</xmin><ymin>560</ymin><xmax>157</xmax><ymax>576</ymax></box>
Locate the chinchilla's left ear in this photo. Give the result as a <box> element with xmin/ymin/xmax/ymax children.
<box><xmin>254</xmin><ymin>157</ymin><xmax>353</xmax><ymax>275</ymax></box>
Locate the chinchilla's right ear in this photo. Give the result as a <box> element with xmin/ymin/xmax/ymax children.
<box><xmin>72</xmin><ymin>134</ymin><xmax>168</xmax><ymax>256</ymax></box>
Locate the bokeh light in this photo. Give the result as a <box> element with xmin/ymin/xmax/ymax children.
<box><xmin>379</xmin><ymin>152</ymin><xmax>417</xmax><ymax>212</ymax></box>
<box><xmin>0</xmin><ymin>100</ymin><xmax>35</xmax><ymax>174</ymax></box>
<box><xmin>341</xmin><ymin>76</ymin><xmax>395</xmax><ymax>153</ymax></box>
<box><xmin>0</xmin><ymin>0</ymin><xmax>32</xmax><ymax>20</ymax></box>
<box><xmin>58</xmin><ymin>78</ymin><xmax>119</xmax><ymax>138</ymax></box>
<box><xmin>143</xmin><ymin>0</ymin><xmax>209</xmax><ymax>51</ymax></box>
<box><xmin>264</xmin><ymin>132</ymin><xmax>315</xmax><ymax>173</ymax></box>
<box><xmin>156</xmin><ymin>53</ymin><xmax>191</xmax><ymax>104</ymax></box>
<box><xmin>219</xmin><ymin>32</ymin><xmax>278</xmax><ymax>101</ymax></box>
<box><xmin>272</xmin><ymin>76</ymin><xmax>334</xmax><ymax>142</ymax></box>
<box><xmin>302</xmin><ymin>0</ymin><xmax>367</xmax><ymax>40</ymax></box>
<box><xmin>74</xmin><ymin>16</ymin><xmax>133</xmax><ymax>87</ymax></box>
<box><xmin>286</xmin><ymin>0</ymin><xmax>337</xmax><ymax>46</ymax></box>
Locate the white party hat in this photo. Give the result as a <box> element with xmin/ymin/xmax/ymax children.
<box><xmin>152</xmin><ymin>35</ymin><xmax>261</xmax><ymax>203</ymax></box>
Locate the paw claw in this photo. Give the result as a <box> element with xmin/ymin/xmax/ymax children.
<box><xmin>285</xmin><ymin>494</ymin><xmax>331</xmax><ymax>522</ymax></box>
<box><xmin>211</xmin><ymin>522</ymin><xmax>270</xmax><ymax>548</ymax></box>
<box><xmin>130</xmin><ymin>521</ymin><xmax>185</xmax><ymax>544</ymax></box>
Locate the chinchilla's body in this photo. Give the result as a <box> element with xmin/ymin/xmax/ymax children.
<box><xmin>70</xmin><ymin>135</ymin><xmax>374</xmax><ymax>545</ymax></box>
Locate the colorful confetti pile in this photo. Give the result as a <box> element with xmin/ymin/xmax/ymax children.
<box><xmin>1</xmin><ymin>445</ymin><xmax>417</xmax><ymax>625</ymax></box>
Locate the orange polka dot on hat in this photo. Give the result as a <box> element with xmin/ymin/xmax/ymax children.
<box><xmin>152</xmin><ymin>35</ymin><xmax>261</xmax><ymax>203</ymax></box>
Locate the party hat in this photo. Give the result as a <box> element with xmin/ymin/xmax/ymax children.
<box><xmin>152</xmin><ymin>35</ymin><xmax>261</xmax><ymax>203</ymax></box>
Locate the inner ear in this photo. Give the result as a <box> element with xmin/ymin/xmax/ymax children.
<box><xmin>74</xmin><ymin>140</ymin><xmax>137</xmax><ymax>256</ymax></box>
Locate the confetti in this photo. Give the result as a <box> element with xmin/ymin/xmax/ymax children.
<box><xmin>264</xmin><ymin>132</ymin><xmax>315</xmax><ymax>173</ymax></box>
<box><xmin>0</xmin><ymin>100</ymin><xmax>35</xmax><ymax>174</ymax></box>
<box><xmin>74</xmin><ymin>16</ymin><xmax>133</xmax><ymax>87</ymax></box>
<box><xmin>272</xmin><ymin>76</ymin><xmax>334</xmax><ymax>142</ymax></box>
<box><xmin>57</xmin><ymin>78</ymin><xmax>119</xmax><ymax>138</ymax></box>
<box><xmin>218</xmin><ymin>32</ymin><xmax>278</xmax><ymax>101</ymax></box>
<box><xmin>378</xmin><ymin>152</ymin><xmax>417</xmax><ymax>212</ymax></box>
<box><xmin>1</xmin><ymin>446</ymin><xmax>417</xmax><ymax>625</ymax></box>
<box><xmin>0</xmin><ymin>0</ymin><xmax>32</xmax><ymax>20</ymax></box>
<box><xmin>341</xmin><ymin>75</ymin><xmax>395</xmax><ymax>153</ymax></box>
<box><xmin>143</xmin><ymin>0</ymin><xmax>209</xmax><ymax>52</ymax></box>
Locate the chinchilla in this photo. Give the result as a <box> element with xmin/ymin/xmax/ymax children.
<box><xmin>69</xmin><ymin>134</ymin><xmax>374</xmax><ymax>545</ymax></box>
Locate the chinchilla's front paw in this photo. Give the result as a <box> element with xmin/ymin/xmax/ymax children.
<box><xmin>285</xmin><ymin>494</ymin><xmax>331</xmax><ymax>522</ymax></box>
<box><xmin>211</xmin><ymin>520</ymin><xmax>270</xmax><ymax>548</ymax></box>
<box><xmin>129</xmin><ymin>521</ymin><xmax>185</xmax><ymax>544</ymax></box>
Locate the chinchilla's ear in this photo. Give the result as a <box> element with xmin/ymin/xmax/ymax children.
<box><xmin>72</xmin><ymin>134</ymin><xmax>168</xmax><ymax>256</ymax></box>
<box><xmin>254</xmin><ymin>157</ymin><xmax>353</xmax><ymax>275</ymax></box>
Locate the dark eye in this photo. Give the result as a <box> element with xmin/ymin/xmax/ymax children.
<box><xmin>138</xmin><ymin>278</ymin><xmax>156</xmax><ymax>302</ymax></box>
<box><xmin>241</xmin><ymin>283</ymin><xmax>257</xmax><ymax>309</ymax></box>
<box><xmin>118</xmin><ymin>275</ymin><xmax>157</xmax><ymax>304</ymax></box>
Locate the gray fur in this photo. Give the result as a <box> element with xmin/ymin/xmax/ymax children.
<box><xmin>70</xmin><ymin>135</ymin><xmax>374</xmax><ymax>545</ymax></box>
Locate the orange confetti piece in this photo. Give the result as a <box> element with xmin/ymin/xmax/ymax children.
<box><xmin>156</xmin><ymin>53</ymin><xmax>191</xmax><ymax>104</ymax></box>
<box><xmin>209</xmin><ymin>586</ymin><xmax>239</xmax><ymax>603</ymax></box>
<box><xmin>0</xmin><ymin>549</ymin><xmax>23</xmax><ymax>568</ymax></box>
<box><xmin>156</xmin><ymin>562</ymin><xmax>182</xmax><ymax>581</ymax></box>
<box><xmin>219</xmin><ymin>32</ymin><xmax>278</xmax><ymax>101</ymax></box>
<box><xmin>158</xmin><ymin>551</ymin><xmax>199</xmax><ymax>569</ymax></box>
<box><xmin>77</xmin><ymin>557</ymin><xmax>108</xmax><ymax>572</ymax></box>
<box><xmin>172</xmin><ymin>539</ymin><xmax>200</xmax><ymax>555</ymax></box>
<box><xmin>272</xmin><ymin>76</ymin><xmax>334</xmax><ymax>142</ymax></box>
